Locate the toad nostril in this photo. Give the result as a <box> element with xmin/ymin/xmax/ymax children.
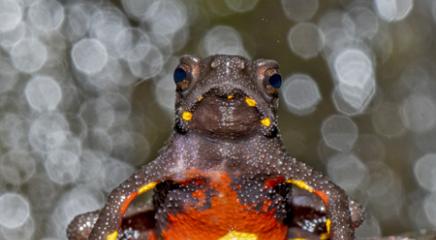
<box><xmin>234</xmin><ymin>59</ymin><xmax>245</xmax><ymax>70</ymax></box>
<box><xmin>211</xmin><ymin>59</ymin><xmax>219</xmax><ymax>68</ymax></box>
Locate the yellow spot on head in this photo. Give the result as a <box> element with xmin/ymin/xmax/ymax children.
<box><xmin>227</xmin><ymin>95</ymin><xmax>234</xmax><ymax>100</ymax></box>
<box><xmin>286</xmin><ymin>179</ymin><xmax>314</xmax><ymax>193</ymax></box>
<box><xmin>138</xmin><ymin>181</ymin><xmax>157</xmax><ymax>194</ymax></box>
<box><xmin>219</xmin><ymin>231</ymin><xmax>258</xmax><ymax>240</ymax></box>
<box><xmin>260</xmin><ymin>117</ymin><xmax>271</xmax><ymax>127</ymax></box>
<box><xmin>106</xmin><ymin>231</ymin><xmax>118</xmax><ymax>240</ymax></box>
<box><xmin>182</xmin><ymin>111</ymin><xmax>193</xmax><ymax>121</ymax></box>
<box><xmin>244</xmin><ymin>97</ymin><xmax>257</xmax><ymax>107</ymax></box>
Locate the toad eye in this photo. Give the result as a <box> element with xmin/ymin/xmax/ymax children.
<box><xmin>173</xmin><ymin>67</ymin><xmax>187</xmax><ymax>83</ymax></box>
<box><xmin>262</xmin><ymin>71</ymin><xmax>281</xmax><ymax>96</ymax></box>
<box><xmin>173</xmin><ymin>66</ymin><xmax>192</xmax><ymax>91</ymax></box>
<box><xmin>268</xmin><ymin>73</ymin><xmax>282</xmax><ymax>89</ymax></box>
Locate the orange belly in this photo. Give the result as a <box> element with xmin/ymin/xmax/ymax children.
<box><xmin>160</xmin><ymin>171</ymin><xmax>288</xmax><ymax>240</ymax></box>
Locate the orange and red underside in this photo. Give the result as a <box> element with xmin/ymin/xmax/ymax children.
<box><xmin>118</xmin><ymin>170</ymin><xmax>331</xmax><ymax>240</ymax></box>
<box><xmin>161</xmin><ymin>171</ymin><xmax>288</xmax><ymax>240</ymax></box>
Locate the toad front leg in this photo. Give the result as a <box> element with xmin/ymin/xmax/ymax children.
<box><xmin>87</xmin><ymin>155</ymin><xmax>170</xmax><ymax>240</ymax></box>
<box><xmin>283</xmin><ymin>156</ymin><xmax>354</xmax><ymax>240</ymax></box>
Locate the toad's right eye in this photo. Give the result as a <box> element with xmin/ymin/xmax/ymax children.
<box><xmin>173</xmin><ymin>67</ymin><xmax>187</xmax><ymax>83</ymax></box>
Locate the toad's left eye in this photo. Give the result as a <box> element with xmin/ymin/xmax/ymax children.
<box><xmin>268</xmin><ymin>73</ymin><xmax>282</xmax><ymax>89</ymax></box>
<box><xmin>173</xmin><ymin>67</ymin><xmax>187</xmax><ymax>83</ymax></box>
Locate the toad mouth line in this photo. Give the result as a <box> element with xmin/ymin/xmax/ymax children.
<box><xmin>180</xmin><ymin>88</ymin><xmax>271</xmax><ymax>127</ymax></box>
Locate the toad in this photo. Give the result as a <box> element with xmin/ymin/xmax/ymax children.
<box><xmin>67</xmin><ymin>55</ymin><xmax>362</xmax><ymax>240</ymax></box>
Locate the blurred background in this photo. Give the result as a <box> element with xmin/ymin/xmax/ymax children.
<box><xmin>0</xmin><ymin>0</ymin><xmax>434</xmax><ymax>239</ymax></box>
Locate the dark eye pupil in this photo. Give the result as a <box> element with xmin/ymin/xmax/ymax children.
<box><xmin>268</xmin><ymin>74</ymin><xmax>282</xmax><ymax>88</ymax></box>
<box><xmin>173</xmin><ymin>68</ymin><xmax>187</xmax><ymax>83</ymax></box>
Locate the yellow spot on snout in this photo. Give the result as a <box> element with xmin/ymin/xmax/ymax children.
<box><xmin>106</xmin><ymin>231</ymin><xmax>118</xmax><ymax>240</ymax></box>
<box><xmin>260</xmin><ymin>117</ymin><xmax>271</xmax><ymax>127</ymax></box>
<box><xmin>244</xmin><ymin>97</ymin><xmax>257</xmax><ymax>107</ymax></box>
<box><xmin>227</xmin><ymin>95</ymin><xmax>234</xmax><ymax>100</ymax></box>
<box><xmin>219</xmin><ymin>231</ymin><xmax>258</xmax><ymax>240</ymax></box>
<box><xmin>138</xmin><ymin>181</ymin><xmax>157</xmax><ymax>194</ymax></box>
<box><xmin>182</xmin><ymin>111</ymin><xmax>193</xmax><ymax>121</ymax></box>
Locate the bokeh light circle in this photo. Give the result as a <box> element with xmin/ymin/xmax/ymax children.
<box><xmin>287</xmin><ymin>22</ymin><xmax>324</xmax><ymax>59</ymax></box>
<box><xmin>11</xmin><ymin>38</ymin><xmax>48</xmax><ymax>73</ymax></box>
<box><xmin>282</xmin><ymin>74</ymin><xmax>322</xmax><ymax>115</ymax></box>
<box><xmin>25</xmin><ymin>75</ymin><xmax>62</xmax><ymax>112</ymax></box>
<box><xmin>0</xmin><ymin>193</ymin><xmax>30</xmax><ymax>229</ymax></box>
<box><xmin>0</xmin><ymin>0</ymin><xmax>22</xmax><ymax>33</ymax></box>
<box><xmin>71</xmin><ymin>38</ymin><xmax>108</xmax><ymax>75</ymax></box>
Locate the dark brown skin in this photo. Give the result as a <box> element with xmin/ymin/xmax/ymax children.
<box><xmin>67</xmin><ymin>55</ymin><xmax>361</xmax><ymax>240</ymax></box>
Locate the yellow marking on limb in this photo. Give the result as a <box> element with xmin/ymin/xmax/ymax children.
<box><xmin>138</xmin><ymin>181</ymin><xmax>158</xmax><ymax>195</ymax></box>
<box><xmin>227</xmin><ymin>95</ymin><xmax>234</xmax><ymax>100</ymax></box>
<box><xmin>182</xmin><ymin>111</ymin><xmax>193</xmax><ymax>121</ymax></box>
<box><xmin>106</xmin><ymin>231</ymin><xmax>118</xmax><ymax>240</ymax></box>
<box><xmin>320</xmin><ymin>218</ymin><xmax>332</xmax><ymax>240</ymax></box>
<box><xmin>197</xmin><ymin>95</ymin><xmax>204</xmax><ymax>102</ymax></box>
<box><xmin>260</xmin><ymin>117</ymin><xmax>271</xmax><ymax>127</ymax></box>
<box><xmin>286</xmin><ymin>179</ymin><xmax>314</xmax><ymax>193</ymax></box>
<box><xmin>326</xmin><ymin>218</ymin><xmax>331</xmax><ymax>233</ymax></box>
<box><xmin>244</xmin><ymin>97</ymin><xmax>257</xmax><ymax>107</ymax></box>
<box><xmin>219</xmin><ymin>231</ymin><xmax>258</xmax><ymax>240</ymax></box>
<box><xmin>320</xmin><ymin>234</ymin><xmax>329</xmax><ymax>240</ymax></box>
<box><xmin>287</xmin><ymin>179</ymin><xmax>331</xmax><ymax>240</ymax></box>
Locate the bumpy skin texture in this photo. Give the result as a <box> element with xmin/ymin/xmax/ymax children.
<box><xmin>68</xmin><ymin>55</ymin><xmax>361</xmax><ymax>240</ymax></box>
